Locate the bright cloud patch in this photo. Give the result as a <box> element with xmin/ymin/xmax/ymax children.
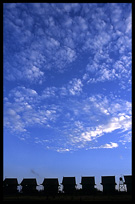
<box><xmin>4</xmin><ymin>87</ymin><xmax>131</xmax><ymax>151</ymax></box>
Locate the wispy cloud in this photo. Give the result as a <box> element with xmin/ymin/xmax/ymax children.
<box><xmin>119</xmin><ymin>131</ymin><xmax>131</xmax><ymax>145</ymax></box>
<box><xmin>68</xmin><ymin>78</ymin><xmax>83</xmax><ymax>96</ymax></box>
<box><xmin>24</xmin><ymin>66</ymin><xmax>44</xmax><ymax>84</ymax></box>
<box><xmin>87</xmin><ymin>142</ymin><xmax>119</xmax><ymax>150</ymax></box>
<box><xmin>84</xmin><ymin>51</ymin><xmax>131</xmax><ymax>87</ymax></box>
<box><xmin>41</xmin><ymin>87</ymin><xmax>58</xmax><ymax>99</ymax></box>
<box><xmin>57</xmin><ymin>148</ymin><xmax>70</xmax><ymax>153</ymax></box>
<box><xmin>68</xmin><ymin>114</ymin><xmax>131</xmax><ymax>147</ymax></box>
<box><xmin>4</xmin><ymin>81</ymin><xmax>131</xmax><ymax>151</ymax></box>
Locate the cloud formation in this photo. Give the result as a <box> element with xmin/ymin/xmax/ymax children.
<box><xmin>4</xmin><ymin>3</ymin><xmax>132</xmax><ymax>152</ymax></box>
<box><xmin>4</xmin><ymin>85</ymin><xmax>131</xmax><ymax>152</ymax></box>
<box><xmin>4</xmin><ymin>3</ymin><xmax>131</xmax><ymax>87</ymax></box>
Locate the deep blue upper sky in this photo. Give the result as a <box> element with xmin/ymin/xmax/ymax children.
<box><xmin>3</xmin><ymin>3</ymin><xmax>132</xmax><ymax>190</ymax></box>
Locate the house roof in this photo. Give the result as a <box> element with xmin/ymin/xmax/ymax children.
<box><xmin>62</xmin><ymin>177</ymin><xmax>76</xmax><ymax>185</ymax></box>
<box><xmin>3</xmin><ymin>178</ymin><xmax>18</xmax><ymax>185</ymax></box>
<box><xmin>42</xmin><ymin>178</ymin><xmax>59</xmax><ymax>186</ymax></box>
<box><xmin>124</xmin><ymin>175</ymin><xmax>132</xmax><ymax>184</ymax></box>
<box><xmin>81</xmin><ymin>177</ymin><xmax>95</xmax><ymax>185</ymax></box>
<box><xmin>20</xmin><ymin>178</ymin><xmax>37</xmax><ymax>186</ymax></box>
<box><xmin>101</xmin><ymin>176</ymin><xmax>116</xmax><ymax>185</ymax></box>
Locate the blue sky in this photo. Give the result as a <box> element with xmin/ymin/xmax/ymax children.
<box><xmin>3</xmin><ymin>3</ymin><xmax>132</xmax><ymax>190</ymax></box>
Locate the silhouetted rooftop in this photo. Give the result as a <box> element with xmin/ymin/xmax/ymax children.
<box><xmin>20</xmin><ymin>178</ymin><xmax>37</xmax><ymax>186</ymax></box>
<box><xmin>42</xmin><ymin>178</ymin><xmax>59</xmax><ymax>186</ymax></box>
<box><xmin>124</xmin><ymin>175</ymin><xmax>132</xmax><ymax>184</ymax></box>
<box><xmin>62</xmin><ymin>177</ymin><xmax>76</xmax><ymax>185</ymax></box>
<box><xmin>81</xmin><ymin>177</ymin><xmax>95</xmax><ymax>185</ymax></box>
<box><xmin>101</xmin><ymin>176</ymin><xmax>116</xmax><ymax>185</ymax></box>
<box><xmin>3</xmin><ymin>178</ymin><xmax>18</xmax><ymax>186</ymax></box>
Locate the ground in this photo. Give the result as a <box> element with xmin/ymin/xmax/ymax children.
<box><xmin>3</xmin><ymin>194</ymin><xmax>132</xmax><ymax>202</ymax></box>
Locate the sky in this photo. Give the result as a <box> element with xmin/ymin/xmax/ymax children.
<box><xmin>3</xmin><ymin>3</ymin><xmax>132</xmax><ymax>190</ymax></box>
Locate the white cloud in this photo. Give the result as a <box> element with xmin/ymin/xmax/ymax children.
<box><xmin>97</xmin><ymin>68</ymin><xmax>116</xmax><ymax>82</ymax></box>
<box><xmin>77</xmin><ymin>16</ymin><xmax>88</xmax><ymax>31</ymax></box>
<box><xmin>63</xmin><ymin>3</ymin><xmax>73</xmax><ymax>12</ymax></box>
<box><xmin>56</xmin><ymin>148</ymin><xmax>70</xmax><ymax>153</ymax></box>
<box><xmin>125</xmin><ymin>13</ymin><xmax>131</xmax><ymax>33</ymax></box>
<box><xmin>59</xmin><ymin>95</ymin><xmax>131</xmax><ymax>149</ymax></box>
<box><xmin>4</xmin><ymin>108</ymin><xmax>26</xmax><ymax>133</ymax></box>
<box><xmin>59</xmin><ymin>87</ymin><xmax>68</xmax><ymax>96</ymax></box>
<box><xmin>64</xmin><ymin>17</ymin><xmax>73</xmax><ymax>27</ymax></box>
<box><xmin>4</xmin><ymin>3</ymin><xmax>131</xmax><ymax>84</ymax></box>
<box><xmin>94</xmin><ymin>32</ymin><xmax>111</xmax><ymax>49</ymax></box>
<box><xmin>74</xmin><ymin>121</ymin><xmax>84</xmax><ymax>130</ymax></box>
<box><xmin>100</xmin><ymin>142</ymin><xmax>118</xmax><ymax>149</ymax></box>
<box><xmin>86</xmin><ymin>51</ymin><xmax>131</xmax><ymax>85</ymax></box>
<box><xmin>102</xmin><ymin>142</ymin><xmax>118</xmax><ymax>149</ymax></box>
<box><xmin>58</xmin><ymin>78</ymin><xmax>83</xmax><ymax>97</ymax></box>
<box><xmin>119</xmin><ymin>131</ymin><xmax>131</xmax><ymax>145</ymax></box>
<box><xmin>46</xmin><ymin>37</ymin><xmax>60</xmax><ymax>50</ymax></box>
<box><xmin>88</xmin><ymin>142</ymin><xmax>118</xmax><ymax>149</ymax></box>
<box><xmin>4</xmin><ymin>85</ymin><xmax>132</xmax><ymax>151</ymax></box>
<box><xmin>86</xmin><ymin>62</ymin><xmax>99</xmax><ymax>73</ymax></box>
<box><xmin>24</xmin><ymin>66</ymin><xmax>44</xmax><ymax>82</ymax></box>
<box><xmin>4</xmin><ymin>4</ymin><xmax>132</xmax><ymax>152</ymax></box>
<box><xmin>9</xmin><ymin>86</ymin><xmax>38</xmax><ymax>104</ymax></box>
<box><xmin>41</xmin><ymin>87</ymin><xmax>57</xmax><ymax>98</ymax></box>
<box><xmin>70</xmin><ymin>112</ymin><xmax>131</xmax><ymax>146</ymax></box>
<box><xmin>66</xmin><ymin>47</ymin><xmax>76</xmax><ymax>62</ymax></box>
<box><xmin>4</xmin><ymin>86</ymin><xmax>61</xmax><ymax>133</ymax></box>
<box><xmin>68</xmin><ymin>78</ymin><xmax>83</xmax><ymax>96</ymax></box>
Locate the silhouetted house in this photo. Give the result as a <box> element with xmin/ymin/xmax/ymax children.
<box><xmin>101</xmin><ymin>176</ymin><xmax>116</xmax><ymax>194</ymax></box>
<box><xmin>3</xmin><ymin>178</ymin><xmax>18</xmax><ymax>194</ymax></box>
<box><xmin>61</xmin><ymin>177</ymin><xmax>76</xmax><ymax>194</ymax></box>
<box><xmin>42</xmin><ymin>178</ymin><xmax>59</xmax><ymax>195</ymax></box>
<box><xmin>80</xmin><ymin>176</ymin><xmax>96</xmax><ymax>194</ymax></box>
<box><xmin>124</xmin><ymin>175</ymin><xmax>132</xmax><ymax>194</ymax></box>
<box><xmin>20</xmin><ymin>178</ymin><xmax>37</xmax><ymax>194</ymax></box>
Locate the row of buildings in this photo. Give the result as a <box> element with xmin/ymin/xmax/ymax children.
<box><xmin>3</xmin><ymin>175</ymin><xmax>132</xmax><ymax>195</ymax></box>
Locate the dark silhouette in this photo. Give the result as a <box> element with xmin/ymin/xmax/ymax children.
<box><xmin>41</xmin><ymin>178</ymin><xmax>59</xmax><ymax>195</ymax></box>
<box><xmin>3</xmin><ymin>178</ymin><xmax>18</xmax><ymax>194</ymax></box>
<box><xmin>124</xmin><ymin>175</ymin><xmax>132</xmax><ymax>194</ymax></box>
<box><xmin>3</xmin><ymin>175</ymin><xmax>132</xmax><ymax>201</ymax></box>
<box><xmin>20</xmin><ymin>178</ymin><xmax>37</xmax><ymax>194</ymax></box>
<box><xmin>101</xmin><ymin>176</ymin><xmax>117</xmax><ymax>194</ymax></box>
<box><xmin>80</xmin><ymin>176</ymin><xmax>96</xmax><ymax>195</ymax></box>
<box><xmin>61</xmin><ymin>177</ymin><xmax>76</xmax><ymax>194</ymax></box>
